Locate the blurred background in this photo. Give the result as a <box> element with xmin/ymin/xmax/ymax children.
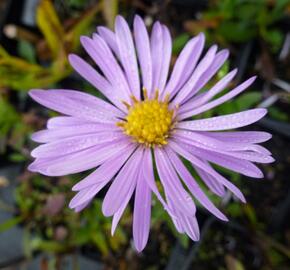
<box><xmin>0</xmin><ymin>0</ymin><xmax>289</xmax><ymax>269</ymax></box>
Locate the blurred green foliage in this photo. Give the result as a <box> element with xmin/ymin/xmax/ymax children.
<box><xmin>0</xmin><ymin>0</ymin><xmax>101</xmax><ymax>91</ymax></box>
<box><xmin>186</xmin><ymin>0</ymin><xmax>290</xmax><ymax>52</ymax></box>
<box><xmin>13</xmin><ymin>174</ymin><xmax>127</xmax><ymax>257</ymax></box>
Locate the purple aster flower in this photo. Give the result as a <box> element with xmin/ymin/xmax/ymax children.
<box><xmin>28</xmin><ymin>15</ymin><xmax>274</xmax><ymax>251</ymax></box>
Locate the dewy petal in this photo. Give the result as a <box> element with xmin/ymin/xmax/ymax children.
<box><xmin>110</xmin><ymin>151</ymin><xmax>144</xmax><ymax>236</ymax></box>
<box><xmin>134</xmin><ymin>15</ymin><xmax>153</xmax><ymax>95</ymax></box>
<box><xmin>133</xmin><ymin>165</ymin><xmax>152</xmax><ymax>252</ymax></box>
<box><xmin>29</xmin><ymin>139</ymin><xmax>131</xmax><ymax>176</ymax></box>
<box><xmin>173</xmin><ymin>138</ymin><xmax>264</xmax><ymax>178</ymax></box>
<box><xmin>31</xmin><ymin>123</ymin><xmax>117</xmax><ymax>143</ymax></box>
<box><xmin>218</xmin><ymin>150</ymin><xmax>275</xmax><ymax>164</ymax></box>
<box><xmin>179</xmin><ymin>68</ymin><xmax>237</xmax><ymax>114</ymax></box>
<box><xmin>143</xmin><ymin>148</ymin><xmax>169</xmax><ymax>210</ymax></box>
<box><xmin>111</xmin><ymin>196</ymin><xmax>129</xmax><ymax>235</ymax></box>
<box><xmin>69</xmin><ymin>181</ymin><xmax>106</xmax><ymax>209</ymax></box>
<box><xmin>177</xmin><ymin>108</ymin><xmax>267</xmax><ymax>131</ymax></box>
<box><xmin>199</xmin><ymin>131</ymin><xmax>272</xmax><ymax>144</ymax></box>
<box><xmin>150</xmin><ymin>22</ymin><xmax>163</xmax><ymax>96</ymax></box>
<box><xmin>115</xmin><ymin>15</ymin><xmax>140</xmax><ymax>99</ymax></box>
<box><xmin>72</xmin><ymin>144</ymin><xmax>136</xmax><ymax>191</ymax></box>
<box><xmin>169</xmin><ymin>141</ymin><xmax>246</xmax><ymax>202</ymax></box>
<box><xmin>194</xmin><ymin>166</ymin><xmax>226</xmax><ymax>196</ymax></box>
<box><xmin>167</xmin><ymin>198</ymin><xmax>184</xmax><ymax>233</ymax></box>
<box><xmin>47</xmin><ymin>116</ymin><xmax>94</xmax><ymax>129</ymax></box>
<box><xmin>158</xmin><ymin>25</ymin><xmax>172</xmax><ymax>94</ymax></box>
<box><xmin>167</xmin><ymin>196</ymin><xmax>200</xmax><ymax>241</ymax></box>
<box><xmin>29</xmin><ymin>89</ymin><xmax>121</xmax><ymax>123</ymax></box>
<box><xmin>174</xmin><ymin>134</ymin><xmax>273</xmax><ymax>164</ymax></box>
<box><xmin>81</xmin><ymin>35</ymin><xmax>131</xmax><ymax>101</ymax></box>
<box><xmin>154</xmin><ymin>147</ymin><xmax>196</xmax><ymax>216</ymax></box>
<box><xmin>183</xmin><ymin>49</ymin><xmax>229</xmax><ymax>103</ymax></box>
<box><xmin>102</xmin><ymin>147</ymin><xmax>142</xmax><ymax>216</ymax></box>
<box><xmin>165</xmin><ymin>147</ymin><xmax>228</xmax><ymax>221</ymax></box>
<box><xmin>68</xmin><ymin>54</ymin><xmax>125</xmax><ymax>111</ymax></box>
<box><xmin>74</xmin><ymin>200</ymin><xmax>92</xmax><ymax>212</ymax></box>
<box><xmin>97</xmin><ymin>26</ymin><xmax>120</xmax><ymax>58</ymax></box>
<box><xmin>162</xmin><ymin>33</ymin><xmax>205</xmax><ymax>99</ymax></box>
<box><xmin>174</xmin><ymin>130</ymin><xmax>270</xmax><ymax>157</ymax></box>
<box><xmin>31</xmin><ymin>131</ymin><xmax>123</xmax><ymax>158</ymax></box>
<box><xmin>179</xmin><ymin>76</ymin><xmax>257</xmax><ymax>119</ymax></box>
<box><xmin>172</xmin><ymin>45</ymin><xmax>217</xmax><ymax>106</ymax></box>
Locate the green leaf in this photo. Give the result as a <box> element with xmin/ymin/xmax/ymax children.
<box><xmin>36</xmin><ymin>0</ymin><xmax>65</xmax><ymax>58</ymax></box>
<box><xmin>102</xmin><ymin>0</ymin><xmax>118</xmax><ymax>29</ymax></box>
<box><xmin>65</xmin><ymin>4</ymin><xmax>101</xmax><ymax>51</ymax></box>
<box><xmin>0</xmin><ymin>97</ymin><xmax>20</xmax><ymax>135</ymax></box>
<box><xmin>18</xmin><ymin>40</ymin><xmax>36</xmax><ymax>63</ymax></box>
<box><xmin>234</xmin><ymin>92</ymin><xmax>262</xmax><ymax>111</ymax></box>
<box><xmin>9</xmin><ymin>153</ymin><xmax>27</xmax><ymax>162</ymax></box>
<box><xmin>243</xmin><ymin>204</ymin><xmax>258</xmax><ymax>226</ymax></box>
<box><xmin>263</xmin><ymin>29</ymin><xmax>283</xmax><ymax>52</ymax></box>
<box><xmin>173</xmin><ymin>34</ymin><xmax>190</xmax><ymax>54</ymax></box>
<box><xmin>0</xmin><ymin>216</ymin><xmax>22</xmax><ymax>233</ymax></box>
<box><xmin>217</xmin><ymin>21</ymin><xmax>256</xmax><ymax>42</ymax></box>
<box><xmin>268</xmin><ymin>107</ymin><xmax>289</xmax><ymax>122</ymax></box>
<box><xmin>91</xmin><ymin>232</ymin><xmax>109</xmax><ymax>255</ymax></box>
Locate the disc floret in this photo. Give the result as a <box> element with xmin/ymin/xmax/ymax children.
<box><xmin>117</xmin><ymin>89</ymin><xmax>174</xmax><ymax>147</ymax></box>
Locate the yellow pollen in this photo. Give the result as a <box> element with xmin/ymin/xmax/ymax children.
<box><xmin>117</xmin><ymin>89</ymin><xmax>175</xmax><ymax>147</ymax></box>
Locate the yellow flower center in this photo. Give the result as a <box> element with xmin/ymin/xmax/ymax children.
<box><xmin>117</xmin><ymin>89</ymin><xmax>175</xmax><ymax>147</ymax></box>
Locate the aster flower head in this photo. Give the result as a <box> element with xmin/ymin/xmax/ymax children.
<box><xmin>29</xmin><ymin>15</ymin><xmax>274</xmax><ymax>251</ymax></box>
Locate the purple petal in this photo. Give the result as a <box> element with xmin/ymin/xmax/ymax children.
<box><xmin>150</xmin><ymin>22</ymin><xmax>172</xmax><ymax>95</ymax></box>
<box><xmin>154</xmin><ymin>147</ymin><xmax>196</xmax><ymax>216</ymax></box>
<box><xmin>111</xmin><ymin>198</ymin><xmax>128</xmax><ymax>236</ymax></box>
<box><xmin>172</xmin><ymin>45</ymin><xmax>217</xmax><ymax>105</ymax></box>
<box><xmin>31</xmin><ymin>131</ymin><xmax>124</xmax><ymax>158</ymax></box>
<box><xmin>133</xmin><ymin>168</ymin><xmax>152</xmax><ymax>252</ymax></box>
<box><xmin>29</xmin><ymin>89</ymin><xmax>121</xmax><ymax>123</ymax></box>
<box><xmin>175</xmin><ymin>134</ymin><xmax>274</xmax><ymax>164</ymax></box>
<box><xmin>97</xmin><ymin>26</ymin><xmax>120</xmax><ymax>58</ymax></box>
<box><xmin>167</xmin><ymin>198</ymin><xmax>184</xmax><ymax>233</ymax></box>
<box><xmin>169</xmin><ymin>141</ymin><xmax>246</xmax><ymax>202</ymax></box>
<box><xmin>31</xmin><ymin>123</ymin><xmax>117</xmax><ymax>143</ymax></box>
<box><xmin>220</xmin><ymin>150</ymin><xmax>274</xmax><ymax>164</ymax></box>
<box><xmin>72</xmin><ymin>144</ymin><xmax>136</xmax><ymax>191</ymax></box>
<box><xmin>142</xmin><ymin>148</ymin><xmax>169</xmax><ymax>210</ymax></box>
<box><xmin>165</xmin><ymin>147</ymin><xmax>228</xmax><ymax>221</ymax></box>
<box><xmin>194</xmin><ymin>166</ymin><xmax>226</xmax><ymax>196</ymax></box>
<box><xmin>158</xmin><ymin>25</ymin><xmax>172</xmax><ymax>93</ymax></box>
<box><xmin>167</xmin><ymin>197</ymin><xmax>200</xmax><ymax>241</ymax></box>
<box><xmin>81</xmin><ymin>35</ymin><xmax>131</xmax><ymax>100</ymax></box>
<box><xmin>69</xmin><ymin>181</ymin><xmax>107</xmax><ymax>209</ymax></box>
<box><xmin>202</xmin><ymin>131</ymin><xmax>272</xmax><ymax>144</ymax></box>
<box><xmin>110</xmin><ymin>149</ymin><xmax>143</xmax><ymax>236</ymax></box>
<box><xmin>29</xmin><ymin>139</ymin><xmax>131</xmax><ymax>176</ymax></box>
<box><xmin>74</xmin><ymin>200</ymin><xmax>91</xmax><ymax>212</ymax></box>
<box><xmin>162</xmin><ymin>33</ymin><xmax>205</xmax><ymax>99</ymax></box>
<box><xmin>68</xmin><ymin>54</ymin><xmax>125</xmax><ymax>111</ymax></box>
<box><xmin>179</xmin><ymin>76</ymin><xmax>257</xmax><ymax>119</ymax></box>
<box><xmin>179</xmin><ymin>68</ymin><xmax>237</xmax><ymax>114</ymax></box>
<box><xmin>174</xmin><ymin>138</ymin><xmax>263</xmax><ymax>178</ymax></box>
<box><xmin>134</xmin><ymin>15</ymin><xmax>152</xmax><ymax>95</ymax></box>
<box><xmin>174</xmin><ymin>130</ymin><xmax>267</xmax><ymax>153</ymax></box>
<box><xmin>47</xmin><ymin>116</ymin><xmax>94</xmax><ymax>129</ymax></box>
<box><xmin>177</xmin><ymin>108</ymin><xmax>267</xmax><ymax>131</ymax></box>
<box><xmin>102</xmin><ymin>148</ymin><xmax>143</xmax><ymax>216</ymax></box>
<box><xmin>183</xmin><ymin>49</ymin><xmax>229</xmax><ymax>103</ymax></box>
<box><xmin>115</xmin><ymin>15</ymin><xmax>140</xmax><ymax>99</ymax></box>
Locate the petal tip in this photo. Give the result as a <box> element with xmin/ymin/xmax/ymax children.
<box><xmin>29</xmin><ymin>89</ymin><xmax>43</xmax><ymax>99</ymax></box>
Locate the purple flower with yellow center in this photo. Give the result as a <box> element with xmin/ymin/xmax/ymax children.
<box><xmin>28</xmin><ymin>15</ymin><xmax>274</xmax><ymax>251</ymax></box>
